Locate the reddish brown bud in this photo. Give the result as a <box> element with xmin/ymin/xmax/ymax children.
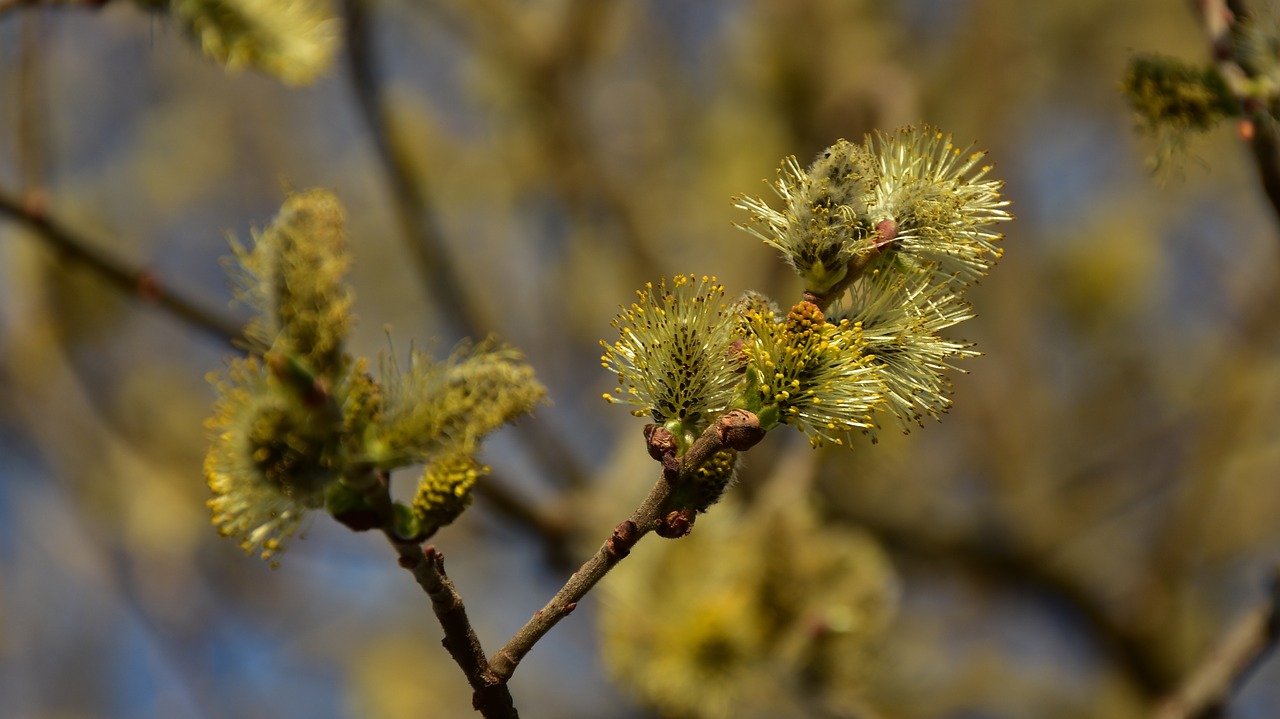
<box><xmin>726</xmin><ymin>338</ymin><xmax>749</xmax><ymax>372</ymax></box>
<box><xmin>644</xmin><ymin>424</ymin><xmax>677</xmax><ymax>463</ymax></box>
<box><xmin>656</xmin><ymin>508</ymin><xmax>695</xmax><ymax>539</ymax></box>
<box><xmin>606</xmin><ymin>520</ymin><xmax>640</xmax><ymax>559</ymax></box>
<box><xmin>716</xmin><ymin>409</ymin><xmax>765</xmax><ymax>452</ymax></box>
<box><xmin>874</xmin><ymin>218</ymin><xmax>899</xmax><ymax>248</ymax></box>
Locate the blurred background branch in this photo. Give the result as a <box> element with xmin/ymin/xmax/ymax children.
<box><xmin>1154</xmin><ymin>569</ymin><xmax>1280</xmax><ymax>719</ymax></box>
<box><xmin>0</xmin><ymin>189</ymin><xmax>246</xmax><ymax>347</ymax></box>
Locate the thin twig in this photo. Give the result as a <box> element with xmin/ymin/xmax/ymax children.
<box><xmin>0</xmin><ymin>190</ymin><xmax>248</xmax><ymax>348</ymax></box>
<box><xmin>390</xmin><ymin>541</ymin><xmax>519</xmax><ymax>719</ymax></box>
<box><xmin>1153</xmin><ymin>569</ymin><xmax>1280</xmax><ymax>719</ymax></box>
<box><xmin>490</xmin><ymin>410</ymin><xmax>762</xmax><ymax>681</ymax></box>
<box><xmin>342</xmin><ymin>469</ymin><xmax>518</xmax><ymax>718</ymax></box>
<box><xmin>1194</xmin><ymin>0</ymin><xmax>1280</xmax><ymax>225</ymax></box>
<box><xmin>489</xmin><ymin>475</ymin><xmax>673</xmax><ymax>682</ymax></box>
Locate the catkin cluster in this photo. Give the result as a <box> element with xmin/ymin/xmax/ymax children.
<box><xmin>602</xmin><ymin>126</ymin><xmax>1011</xmax><ymax>473</ymax></box>
<box><xmin>204</xmin><ymin>190</ymin><xmax>545</xmax><ymax>563</ymax></box>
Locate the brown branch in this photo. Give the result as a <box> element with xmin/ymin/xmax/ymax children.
<box><xmin>1193</xmin><ymin>0</ymin><xmax>1280</xmax><ymax>226</ymax></box>
<box><xmin>0</xmin><ymin>190</ymin><xmax>248</xmax><ymax>348</ymax></box>
<box><xmin>341</xmin><ymin>468</ymin><xmax>518</xmax><ymax>718</ymax></box>
<box><xmin>339</xmin><ymin>0</ymin><xmax>488</xmax><ymax>341</ymax></box>
<box><xmin>0</xmin><ymin>0</ymin><xmax>106</xmax><ymax>14</ymax></box>
<box><xmin>391</xmin><ymin>542</ymin><xmax>518</xmax><ymax>719</ymax></box>
<box><xmin>489</xmin><ymin>409</ymin><xmax>763</xmax><ymax>681</ymax></box>
<box><xmin>489</xmin><ymin>475</ymin><xmax>672</xmax><ymax>682</ymax></box>
<box><xmin>1154</xmin><ymin>568</ymin><xmax>1280</xmax><ymax>719</ymax></box>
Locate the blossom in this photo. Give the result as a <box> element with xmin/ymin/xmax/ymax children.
<box><xmin>412</xmin><ymin>452</ymin><xmax>487</xmax><ymax>536</ymax></box>
<box><xmin>736</xmin><ymin>126</ymin><xmax>1011</xmax><ymax>297</ymax></box>
<box><xmin>370</xmin><ymin>340</ymin><xmax>546</xmax><ymax>467</ymax></box>
<box><xmin>600</xmin><ymin>275</ymin><xmax>743</xmax><ymax>435</ymax></box>
<box><xmin>160</xmin><ymin>0</ymin><xmax>340</xmax><ymax>85</ymax></box>
<box><xmin>867</xmin><ymin>126</ymin><xmax>1011</xmax><ymax>288</ymax></box>
<box><xmin>833</xmin><ymin>263</ymin><xmax>978</xmax><ymax>428</ymax></box>
<box><xmin>734</xmin><ymin>140</ymin><xmax>878</xmax><ymax>296</ymax></box>
<box><xmin>740</xmin><ymin>301</ymin><xmax>884</xmax><ymax>447</ymax></box>
<box><xmin>227</xmin><ymin>188</ymin><xmax>354</xmax><ymax>379</ymax></box>
<box><xmin>204</xmin><ymin>357</ymin><xmax>342</xmax><ymax>563</ymax></box>
<box><xmin>687</xmin><ymin>448</ymin><xmax>739</xmax><ymax>513</ymax></box>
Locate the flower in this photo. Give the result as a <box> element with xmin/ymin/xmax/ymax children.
<box><xmin>370</xmin><ymin>340</ymin><xmax>546</xmax><ymax>467</ymax></box>
<box><xmin>227</xmin><ymin>188</ymin><xmax>354</xmax><ymax>379</ymax></box>
<box><xmin>736</xmin><ymin>126</ymin><xmax>1011</xmax><ymax>298</ymax></box>
<box><xmin>412</xmin><ymin>452</ymin><xmax>487</xmax><ymax>535</ymax></box>
<box><xmin>687</xmin><ymin>448</ymin><xmax>739</xmax><ymax>512</ymax></box>
<box><xmin>735</xmin><ymin>128</ymin><xmax>1010</xmax><ymax>438</ymax></box>
<box><xmin>740</xmin><ymin>301</ymin><xmax>884</xmax><ymax>447</ymax></box>
<box><xmin>161</xmin><ymin>0</ymin><xmax>340</xmax><ymax>85</ymax></box>
<box><xmin>204</xmin><ymin>357</ymin><xmax>342</xmax><ymax>563</ymax></box>
<box><xmin>601</xmin><ymin>275</ymin><xmax>743</xmax><ymax>436</ymax></box>
<box><xmin>832</xmin><ymin>263</ymin><xmax>978</xmax><ymax>428</ymax></box>
<box><xmin>867</xmin><ymin>126</ymin><xmax>1011</xmax><ymax>288</ymax></box>
<box><xmin>734</xmin><ymin>140</ymin><xmax>878</xmax><ymax>296</ymax></box>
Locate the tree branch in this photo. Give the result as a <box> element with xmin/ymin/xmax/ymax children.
<box><xmin>489</xmin><ymin>476</ymin><xmax>671</xmax><ymax>682</ymax></box>
<box><xmin>392</xmin><ymin>542</ymin><xmax>519</xmax><ymax>719</ymax></box>
<box><xmin>1153</xmin><ymin>568</ymin><xmax>1280</xmax><ymax>719</ymax></box>
<box><xmin>489</xmin><ymin>409</ymin><xmax>762</xmax><ymax>681</ymax></box>
<box><xmin>1193</xmin><ymin>0</ymin><xmax>1280</xmax><ymax>225</ymax></box>
<box><xmin>0</xmin><ymin>189</ymin><xmax>248</xmax><ymax>348</ymax></box>
<box><xmin>340</xmin><ymin>0</ymin><xmax>487</xmax><ymax>341</ymax></box>
<box><xmin>342</xmin><ymin>468</ymin><xmax>518</xmax><ymax>718</ymax></box>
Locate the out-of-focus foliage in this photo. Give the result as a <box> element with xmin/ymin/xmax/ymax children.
<box><xmin>3</xmin><ymin>1</ymin><xmax>1280</xmax><ymax>718</ymax></box>
<box><xmin>135</xmin><ymin>0</ymin><xmax>340</xmax><ymax>85</ymax></box>
<box><xmin>600</xmin><ymin>474</ymin><xmax>897</xmax><ymax>719</ymax></box>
